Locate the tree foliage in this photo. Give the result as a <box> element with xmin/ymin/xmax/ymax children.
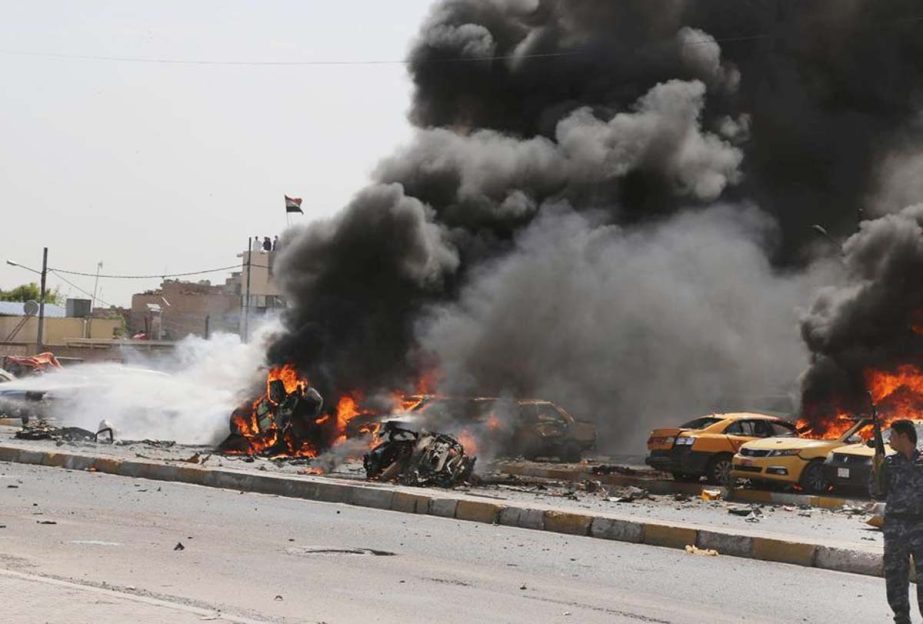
<box><xmin>0</xmin><ymin>282</ymin><xmax>61</xmax><ymax>304</ymax></box>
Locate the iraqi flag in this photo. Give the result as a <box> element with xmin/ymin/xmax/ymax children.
<box><xmin>285</xmin><ymin>195</ymin><xmax>303</xmax><ymax>214</ymax></box>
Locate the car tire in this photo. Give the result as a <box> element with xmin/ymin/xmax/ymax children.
<box><xmin>671</xmin><ymin>472</ymin><xmax>700</xmax><ymax>482</ymax></box>
<box><xmin>558</xmin><ymin>443</ymin><xmax>583</xmax><ymax>463</ymax></box>
<box><xmin>706</xmin><ymin>454</ymin><xmax>733</xmax><ymax>486</ymax></box>
<box><xmin>799</xmin><ymin>460</ymin><xmax>828</xmax><ymax>494</ymax></box>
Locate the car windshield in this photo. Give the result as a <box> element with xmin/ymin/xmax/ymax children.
<box><xmin>843</xmin><ymin>421</ymin><xmax>873</xmax><ymax>444</ymax></box>
<box><xmin>770</xmin><ymin>421</ymin><xmax>799</xmax><ymax>437</ymax></box>
<box><xmin>680</xmin><ymin>416</ymin><xmax>723</xmax><ymax>430</ymax></box>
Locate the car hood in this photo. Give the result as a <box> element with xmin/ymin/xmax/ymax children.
<box><xmin>741</xmin><ymin>437</ymin><xmax>840</xmax><ymax>451</ymax></box>
<box><xmin>832</xmin><ymin>443</ymin><xmax>894</xmax><ymax>458</ymax></box>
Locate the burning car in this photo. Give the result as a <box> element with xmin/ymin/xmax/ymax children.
<box><xmin>218</xmin><ymin>365</ymin><xmax>328</xmax><ymax>457</ymax></box>
<box><xmin>731</xmin><ymin>418</ymin><xmax>872</xmax><ymax>493</ymax></box>
<box><xmin>646</xmin><ymin>413</ymin><xmax>798</xmax><ymax>485</ymax></box>
<box><xmin>395</xmin><ymin>396</ymin><xmax>595</xmax><ymax>462</ymax></box>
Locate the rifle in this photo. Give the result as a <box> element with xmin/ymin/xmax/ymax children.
<box><xmin>868</xmin><ymin>391</ymin><xmax>886</xmax><ymax>472</ymax></box>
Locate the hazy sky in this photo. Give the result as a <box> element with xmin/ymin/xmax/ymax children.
<box><xmin>0</xmin><ymin>0</ymin><xmax>434</xmax><ymax>306</ymax></box>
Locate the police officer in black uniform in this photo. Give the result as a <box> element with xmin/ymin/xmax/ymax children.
<box><xmin>871</xmin><ymin>419</ymin><xmax>923</xmax><ymax>624</ymax></box>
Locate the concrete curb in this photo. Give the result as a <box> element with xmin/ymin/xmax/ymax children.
<box><xmin>0</xmin><ymin>444</ymin><xmax>883</xmax><ymax>578</ymax></box>
<box><xmin>496</xmin><ymin>462</ymin><xmax>865</xmax><ymax>510</ymax></box>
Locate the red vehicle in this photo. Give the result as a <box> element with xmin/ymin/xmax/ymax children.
<box><xmin>1</xmin><ymin>353</ymin><xmax>62</xmax><ymax>377</ymax></box>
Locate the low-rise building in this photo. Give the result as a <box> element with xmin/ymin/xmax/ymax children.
<box><xmin>128</xmin><ymin>247</ymin><xmax>284</xmax><ymax>341</ymax></box>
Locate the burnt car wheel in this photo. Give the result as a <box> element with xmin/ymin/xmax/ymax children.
<box><xmin>558</xmin><ymin>442</ymin><xmax>583</xmax><ymax>463</ymax></box>
<box><xmin>707</xmin><ymin>454</ymin><xmax>733</xmax><ymax>485</ymax></box>
<box><xmin>671</xmin><ymin>472</ymin><xmax>700</xmax><ymax>482</ymax></box>
<box><xmin>799</xmin><ymin>460</ymin><xmax>828</xmax><ymax>494</ymax></box>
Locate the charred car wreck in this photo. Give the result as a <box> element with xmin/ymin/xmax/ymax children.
<box><xmin>218</xmin><ymin>376</ymin><xmax>326</xmax><ymax>457</ymax></box>
<box><xmin>364</xmin><ymin>421</ymin><xmax>476</xmax><ymax>487</ymax></box>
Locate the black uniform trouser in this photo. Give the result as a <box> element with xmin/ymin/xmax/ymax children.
<box><xmin>884</xmin><ymin>517</ymin><xmax>923</xmax><ymax>623</ymax></box>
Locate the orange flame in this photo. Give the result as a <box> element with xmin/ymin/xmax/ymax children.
<box><xmin>867</xmin><ymin>365</ymin><xmax>923</xmax><ymax>410</ymax></box>
<box><xmin>795</xmin><ymin>410</ymin><xmax>857</xmax><ymax>440</ymax></box>
<box><xmin>268</xmin><ymin>364</ymin><xmax>305</xmax><ymax>399</ymax></box>
<box><xmin>224</xmin><ymin>367</ymin><xmax>449</xmax><ymax>458</ymax></box>
<box><xmin>225</xmin><ymin>364</ymin><xmax>318</xmax><ymax>457</ymax></box>
<box><xmin>455</xmin><ymin>429</ymin><xmax>479</xmax><ymax>456</ymax></box>
<box><xmin>800</xmin><ymin>364</ymin><xmax>923</xmax><ymax>439</ymax></box>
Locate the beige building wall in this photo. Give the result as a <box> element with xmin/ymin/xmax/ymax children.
<box><xmin>227</xmin><ymin>251</ymin><xmax>285</xmax><ymax>336</ymax></box>
<box><xmin>130</xmin><ymin>280</ymin><xmax>240</xmax><ymax>340</ymax></box>
<box><xmin>0</xmin><ymin>317</ymin><xmax>122</xmax><ymax>344</ymax></box>
<box><xmin>240</xmin><ymin>250</ymin><xmax>282</xmax><ymax>297</ymax></box>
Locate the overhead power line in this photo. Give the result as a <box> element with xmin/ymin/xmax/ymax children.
<box><xmin>50</xmin><ymin>263</ymin><xmax>270</xmax><ymax>280</ymax></box>
<box><xmin>49</xmin><ymin>270</ymin><xmax>115</xmax><ymax>308</ymax></box>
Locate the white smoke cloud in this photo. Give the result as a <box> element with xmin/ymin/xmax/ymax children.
<box><xmin>6</xmin><ymin>320</ymin><xmax>281</xmax><ymax>444</ymax></box>
<box><xmin>677</xmin><ymin>27</ymin><xmax>740</xmax><ymax>93</ymax></box>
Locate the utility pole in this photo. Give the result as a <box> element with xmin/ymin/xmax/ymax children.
<box><xmin>243</xmin><ymin>237</ymin><xmax>253</xmax><ymax>342</ymax></box>
<box><xmin>87</xmin><ymin>260</ymin><xmax>103</xmax><ymax>339</ymax></box>
<box><xmin>37</xmin><ymin>247</ymin><xmax>48</xmax><ymax>352</ymax></box>
<box><xmin>91</xmin><ymin>261</ymin><xmax>102</xmax><ymax>309</ymax></box>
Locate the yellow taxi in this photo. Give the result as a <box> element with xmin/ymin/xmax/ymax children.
<box><xmin>731</xmin><ymin>418</ymin><xmax>871</xmax><ymax>493</ymax></box>
<box><xmin>823</xmin><ymin>421</ymin><xmax>923</xmax><ymax>493</ymax></box>
<box><xmin>646</xmin><ymin>413</ymin><xmax>798</xmax><ymax>485</ymax></box>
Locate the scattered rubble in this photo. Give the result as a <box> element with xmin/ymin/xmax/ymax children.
<box><xmin>685</xmin><ymin>545</ymin><xmax>718</xmax><ymax>556</ymax></box>
<box><xmin>727</xmin><ymin>505</ymin><xmax>764</xmax><ymax>523</ymax></box>
<box><xmin>16</xmin><ymin>420</ymin><xmax>97</xmax><ymax>442</ymax></box>
<box><xmin>607</xmin><ymin>486</ymin><xmax>650</xmax><ymax>503</ymax></box>
<box><xmin>590</xmin><ymin>465</ymin><xmax>638</xmax><ymax>476</ymax></box>
<box><xmin>582</xmin><ymin>479</ymin><xmax>604</xmax><ymax>493</ymax></box>
<box><xmin>364</xmin><ymin>421</ymin><xmax>475</xmax><ymax>487</ymax></box>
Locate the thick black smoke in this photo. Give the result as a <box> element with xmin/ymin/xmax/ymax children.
<box><xmin>801</xmin><ymin>205</ymin><xmax>923</xmax><ymax>415</ymax></box>
<box><xmin>270</xmin><ymin>184</ymin><xmax>458</xmax><ymax>399</ymax></box>
<box><xmin>271</xmin><ymin>0</ymin><xmax>923</xmax><ymax>447</ymax></box>
<box><xmin>408</xmin><ymin>0</ymin><xmax>923</xmax><ymax>253</ymax></box>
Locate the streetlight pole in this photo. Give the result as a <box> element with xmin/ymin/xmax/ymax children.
<box><xmin>4</xmin><ymin>252</ymin><xmax>48</xmax><ymax>353</ymax></box>
<box><xmin>37</xmin><ymin>247</ymin><xmax>48</xmax><ymax>353</ymax></box>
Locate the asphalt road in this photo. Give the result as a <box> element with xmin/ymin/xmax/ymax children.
<box><xmin>0</xmin><ymin>462</ymin><xmax>896</xmax><ymax>624</ymax></box>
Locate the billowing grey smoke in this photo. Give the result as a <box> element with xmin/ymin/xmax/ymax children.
<box><xmin>419</xmin><ymin>205</ymin><xmax>837</xmax><ymax>450</ymax></box>
<box><xmin>271</xmin><ymin>0</ymin><xmax>923</xmax><ymax>449</ymax></box>
<box><xmin>801</xmin><ymin>205</ymin><xmax>923</xmax><ymax>416</ymax></box>
<box><xmin>376</xmin><ymin>78</ymin><xmax>743</xmax><ymax>229</ymax></box>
